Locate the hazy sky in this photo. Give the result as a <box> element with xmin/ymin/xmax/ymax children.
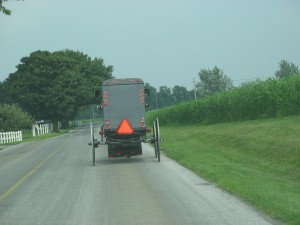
<box><xmin>0</xmin><ymin>0</ymin><xmax>299</xmax><ymax>89</ymax></box>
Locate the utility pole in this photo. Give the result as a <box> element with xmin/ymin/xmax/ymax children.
<box><xmin>91</xmin><ymin>105</ymin><xmax>95</xmax><ymax>118</ymax></box>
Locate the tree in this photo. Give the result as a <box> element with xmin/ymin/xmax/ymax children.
<box><xmin>0</xmin><ymin>0</ymin><xmax>11</xmax><ymax>15</ymax></box>
<box><xmin>274</xmin><ymin>60</ymin><xmax>300</xmax><ymax>79</ymax></box>
<box><xmin>0</xmin><ymin>82</ymin><xmax>5</xmax><ymax>103</ymax></box>
<box><xmin>197</xmin><ymin>66</ymin><xmax>233</xmax><ymax>97</ymax></box>
<box><xmin>195</xmin><ymin>82</ymin><xmax>208</xmax><ymax>99</ymax></box>
<box><xmin>157</xmin><ymin>86</ymin><xmax>175</xmax><ymax>108</ymax></box>
<box><xmin>144</xmin><ymin>83</ymin><xmax>158</xmax><ymax>111</ymax></box>
<box><xmin>172</xmin><ymin>85</ymin><xmax>192</xmax><ymax>104</ymax></box>
<box><xmin>76</xmin><ymin>104</ymin><xmax>102</xmax><ymax>120</ymax></box>
<box><xmin>3</xmin><ymin>50</ymin><xmax>113</xmax><ymax>130</ymax></box>
<box><xmin>0</xmin><ymin>104</ymin><xmax>33</xmax><ymax>131</ymax></box>
<box><xmin>0</xmin><ymin>0</ymin><xmax>24</xmax><ymax>15</ymax></box>
<box><xmin>144</xmin><ymin>84</ymin><xmax>193</xmax><ymax>111</ymax></box>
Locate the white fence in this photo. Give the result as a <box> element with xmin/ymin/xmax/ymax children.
<box><xmin>0</xmin><ymin>122</ymin><xmax>61</xmax><ymax>144</ymax></box>
<box><xmin>32</xmin><ymin>123</ymin><xmax>52</xmax><ymax>137</ymax></box>
<box><xmin>0</xmin><ymin>131</ymin><xmax>22</xmax><ymax>144</ymax></box>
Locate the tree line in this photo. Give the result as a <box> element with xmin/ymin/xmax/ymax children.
<box><xmin>144</xmin><ymin>65</ymin><xmax>235</xmax><ymax>111</ymax></box>
<box><xmin>0</xmin><ymin>47</ymin><xmax>299</xmax><ymax>132</ymax></box>
<box><xmin>0</xmin><ymin>50</ymin><xmax>113</xmax><ymax>131</ymax></box>
<box><xmin>145</xmin><ymin>59</ymin><xmax>299</xmax><ymax>111</ymax></box>
<box><xmin>148</xmin><ymin>75</ymin><xmax>300</xmax><ymax>126</ymax></box>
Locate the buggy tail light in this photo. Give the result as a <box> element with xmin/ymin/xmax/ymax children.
<box><xmin>140</xmin><ymin>117</ymin><xmax>145</xmax><ymax>127</ymax></box>
<box><xmin>103</xmin><ymin>91</ymin><xmax>109</xmax><ymax>107</ymax></box>
<box><xmin>105</xmin><ymin>119</ymin><xmax>110</xmax><ymax>128</ymax></box>
<box><xmin>99</xmin><ymin>130</ymin><xmax>104</xmax><ymax>136</ymax></box>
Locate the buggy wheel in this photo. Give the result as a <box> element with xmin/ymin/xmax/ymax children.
<box><xmin>155</xmin><ymin>118</ymin><xmax>161</xmax><ymax>162</ymax></box>
<box><xmin>153</xmin><ymin>121</ymin><xmax>158</xmax><ymax>158</ymax></box>
<box><xmin>90</xmin><ymin>122</ymin><xmax>95</xmax><ymax>166</ymax></box>
<box><xmin>100</xmin><ymin>124</ymin><xmax>104</xmax><ymax>142</ymax></box>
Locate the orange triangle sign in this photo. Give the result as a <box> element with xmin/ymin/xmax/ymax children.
<box><xmin>117</xmin><ymin>119</ymin><xmax>133</xmax><ymax>135</ymax></box>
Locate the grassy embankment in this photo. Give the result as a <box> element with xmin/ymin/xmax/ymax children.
<box><xmin>147</xmin><ymin>76</ymin><xmax>300</xmax><ymax>225</ymax></box>
<box><xmin>160</xmin><ymin>117</ymin><xmax>299</xmax><ymax>225</ymax></box>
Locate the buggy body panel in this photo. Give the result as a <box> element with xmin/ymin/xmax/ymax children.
<box><xmin>102</xmin><ymin>78</ymin><xmax>146</xmax><ymax>130</ymax></box>
<box><xmin>101</xmin><ymin>78</ymin><xmax>146</xmax><ymax>157</ymax></box>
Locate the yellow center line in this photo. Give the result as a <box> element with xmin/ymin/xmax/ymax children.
<box><xmin>0</xmin><ymin>140</ymin><xmax>69</xmax><ymax>204</ymax></box>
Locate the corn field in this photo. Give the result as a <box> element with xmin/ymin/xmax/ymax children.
<box><xmin>147</xmin><ymin>75</ymin><xmax>300</xmax><ymax>125</ymax></box>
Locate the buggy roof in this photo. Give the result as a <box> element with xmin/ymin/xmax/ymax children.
<box><xmin>102</xmin><ymin>78</ymin><xmax>144</xmax><ymax>86</ymax></box>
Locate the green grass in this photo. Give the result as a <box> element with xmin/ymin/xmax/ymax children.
<box><xmin>148</xmin><ymin>76</ymin><xmax>300</xmax><ymax>126</ymax></box>
<box><xmin>159</xmin><ymin>115</ymin><xmax>300</xmax><ymax>225</ymax></box>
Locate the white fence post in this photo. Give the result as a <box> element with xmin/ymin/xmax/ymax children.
<box><xmin>0</xmin><ymin>132</ymin><xmax>4</xmax><ymax>143</ymax></box>
<box><xmin>31</xmin><ymin>123</ymin><xmax>52</xmax><ymax>137</ymax></box>
<box><xmin>12</xmin><ymin>132</ymin><xmax>16</xmax><ymax>142</ymax></box>
<box><xmin>43</xmin><ymin>124</ymin><xmax>46</xmax><ymax>135</ymax></box>
<box><xmin>37</xmin><ymin>125</ymin><xmax>40</xmax><ymax>136</ymax></box>
<box><xmin>46</xmin><ymin>124</ymin><xmax>49</xmax><ymax>135</ymax></box>
<box><xmin>17</xmin><ymin>131</ymin><xmax>22</xmax><ymax>141</ymax></box>
<box><xmin>0</xmin><ymin>131</ymin><xmax>22</xmax><ymax>144</ymax></box>
<box><xmin>32</xmin><ymin>124</ymin><xmax>36</xmax><ymax>137</ymax></box>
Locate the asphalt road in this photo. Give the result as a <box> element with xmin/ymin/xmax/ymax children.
<box><xmin>0</xmin><ymin>124</ymin><xmax>279</xmax><ymax>225</ymax></box>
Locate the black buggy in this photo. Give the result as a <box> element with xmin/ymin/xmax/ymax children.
<box><xmin>89</xmin><ymin>78</ymin><xmax>161</xmax><ymax>166</ymax></box>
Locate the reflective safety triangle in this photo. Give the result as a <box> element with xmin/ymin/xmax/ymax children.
<box><xmin>117</xmin><ymin>119</ymin><xmax>133</xmax><ymax>135</ymax></box>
